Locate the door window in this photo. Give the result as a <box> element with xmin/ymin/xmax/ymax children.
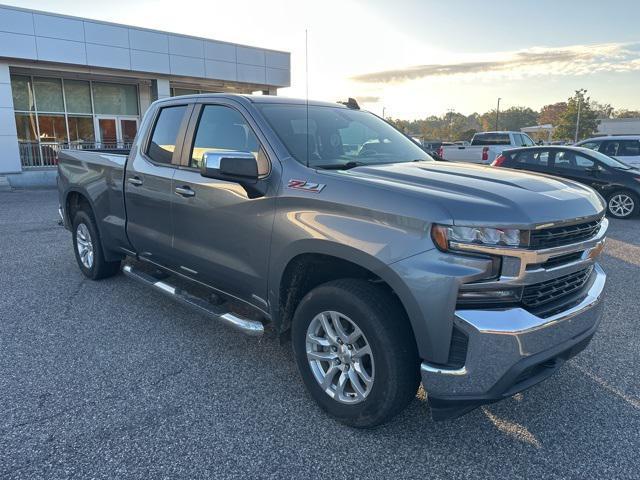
<box><xmin>579</xmin><ymin>141</ymin><xmax>601</xmax><ymax>151</ymax></box>
<box><xmin>554</xmin><ymin>151</ymin><xmax>595</xmax><ymax>170</ymax></box>
<box><xmin>146</xmin><ymin>105</ymin><xmax>188</xmax><ymax>164</ymax></box>
<box><xmin>190</xmin><ymin>105</ymin><xmax>268</xmax><ymax>175</ymax></box>
<box><xmin>599</xmin><ymin>140</ymin><xmax>639</xmax><ymax>157</ymax></box>
<box><xmin>512</xmin><ymin>133</ymin><xmax>523</xmax><ymax>146</ymax></box>
<box><xmin>521</xmin><ymin>134</ymin><xmax>535</xmax><ymax>146</ymax></box>
<box><xmin>515</xmin><ymin>150</ymin><xmax>548</xmax><ymax>166</ymax></box>
<box><xmin>618</xmin><ymin>140</ymin><xmax>640</xmax><ymax>156</ymax></box>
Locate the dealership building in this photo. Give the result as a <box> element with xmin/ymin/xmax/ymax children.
<box><xmin>0</xmin><ymin>4</ymin><xmax>290</xmax><ymax>187</ymax></box>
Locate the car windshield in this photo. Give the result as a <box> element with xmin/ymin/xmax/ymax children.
<box><xmin>583</xmin><ymin>149</ymin><xmax>634</xmax><ymax>169</ymax></box>
<box><xmin>257</xmin><ymin>104</ymin><xmax>431</xmax><ymax>169</ymax></box>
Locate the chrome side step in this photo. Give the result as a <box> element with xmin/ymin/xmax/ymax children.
<box><xmin>122</xmin><ymin>264</ymin><xmax>264</xmax><ymax>337</ymax></box>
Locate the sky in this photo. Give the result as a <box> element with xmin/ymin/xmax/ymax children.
<box><xmin>6</xmin><ymin>0</ymin><xmax>640</xmax><ymax>119</ymax></box>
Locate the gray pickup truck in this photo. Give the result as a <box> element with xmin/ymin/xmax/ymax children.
<box><xmin>57</xmin><ymin>94</ymin><xmax>608</xmax><ymax>427</ymax></box>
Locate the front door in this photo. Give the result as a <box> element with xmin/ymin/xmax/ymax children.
<box><xmin>171</xmin><ymin>103</ymin><xmax>275</xmax><ymax>308</ymax></box>
<box><xmin>549</xmin><ymin>150</ymin><xmax>609</xmax><ymax>194</ymax></box>
<box><xmin>95</xmin><ymin>116</ymin><xmax>139</xmax><ymax>148</ymax></box>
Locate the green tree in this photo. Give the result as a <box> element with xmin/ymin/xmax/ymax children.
<box><xmin>479</xmin><ymin>107</ymin><xmax>538</xmax><ymax>132</ymax></box>
<box><xmin>554</xmin><ymin>89</ymin><xmax>600</xmax><ymax>141</ymax></box>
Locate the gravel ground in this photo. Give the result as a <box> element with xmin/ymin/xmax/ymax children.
<box><xmin>1</xmin><ymin>189</ymin><xmax>639</xmax><ymax>479</ymax></box>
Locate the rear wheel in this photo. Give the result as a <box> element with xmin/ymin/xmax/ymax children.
<box><xmin>291</xmin><ymin>279</ymin><xmax>420</xmax><ymax>428</ymax></box>
<box><xmin>607</xmin><ymin>191</ymin><xmax>639</xmax><ymax>219</ymax></box>
<box><xmin>72</xmin><ymin>210</ymin><xmax>120</xmax><ymax>279</ymax></box>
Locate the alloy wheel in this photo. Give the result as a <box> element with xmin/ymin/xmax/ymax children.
<box><xmin>609</xmin><ymin>194</ymin><xmax>635</xmax><ymax>218</ymax></box>
<box><xmin>305</xmin><ymin>311</ymin><xmax>374</xmax><ymax>404</ymax></box>
<box><xmin>76</xmin><ymin>223</ymin><xmax>94</xmax><ymax>269</ymax></box>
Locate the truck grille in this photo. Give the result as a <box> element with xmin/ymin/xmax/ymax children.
<box><xmin>522</xmin><ymin>267</ymin><xmax>593</xmax><ymax>310</ymax></box>
<box><xmin>529</xmin><ymin>219</ymin><xmax>601</xmax><ymax>249</ymax></box>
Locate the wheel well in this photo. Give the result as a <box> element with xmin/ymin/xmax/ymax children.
<box><xmin>278</xmin><ymin>253</ymin><xmax>408</xmax><ymax>333</ymax></box>
<box><xmin>65</xmin><ymin>191</ymin><xmax>92</xmax><ymax>224</ymax></box>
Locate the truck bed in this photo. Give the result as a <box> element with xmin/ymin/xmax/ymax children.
<box><xmin>57</xmin><ymin>149</ymin><xmax>131</xmax><ymax>260</ymax></box>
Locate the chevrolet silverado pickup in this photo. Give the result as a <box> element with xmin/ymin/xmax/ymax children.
<box><xmin>440</xmin><ymin>131</ymin><xmax>536</xmax><ymax>164</ymax></box>
<box><xmin>57</xmin><ymin>94</ymin><xmax>607</xmax><ymax>427</ymax></box>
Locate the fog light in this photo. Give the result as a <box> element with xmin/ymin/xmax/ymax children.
<box><xmin>457</xmin><ymin>288</ymin><xmax>522</xmax><ymax>306</ymax></box>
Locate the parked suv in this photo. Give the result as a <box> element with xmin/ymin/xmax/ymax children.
<box><xmin>576</xmin><ymin>136</ymin><xmax>640</xmax><ymax>168</ymax></box>
<box><xmin>493</xmin><ymin>145</ymin><xmax>640</xmax><ymax>219</ymax></box>
<box><xmin>57</xmin><ymin>94</ymin><xmax>607</xmax><ymax>427</ymax></box>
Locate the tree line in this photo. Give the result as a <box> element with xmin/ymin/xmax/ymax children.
<box><xmin>387</xmin><ymin>90</ymin><xmax>640</xmax><ymax>143</ymax></box>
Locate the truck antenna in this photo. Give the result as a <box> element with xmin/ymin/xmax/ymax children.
<box><xmin>305</xmin><ymin>28</ymin><xmax>309</xmax><ymax>168</ymax></box>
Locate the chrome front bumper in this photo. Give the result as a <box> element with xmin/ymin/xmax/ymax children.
<box><xmin>422</xmin><ymin>263</ymin><xmax>606</xmax><ymax>402</ymax></box>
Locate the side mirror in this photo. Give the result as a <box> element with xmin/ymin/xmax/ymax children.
<box><xmin>200</xmin><ymin>151</ymin><xmax>259</xmax><ymax>182</ymax></box>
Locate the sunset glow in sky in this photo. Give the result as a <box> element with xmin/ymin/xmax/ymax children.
<box><xmin>9</xmin><ymin>0</ymin><xmax>640</xmax><ymax>119</ymax></box>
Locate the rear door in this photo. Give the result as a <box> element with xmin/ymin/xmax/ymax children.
<box><xmin>124</xmin><ymin>103</ymin><xmax>193</xmax><ymax>266</ymax></box>
<box><xmin>170</xmin><ymin>101</ymin><xmax>276</xmax><ymax>308</ymax></box>
<box><xmin>508</xmin><ymin>148</ymin><xmax>550</xmax><ymax>174</ymax></box>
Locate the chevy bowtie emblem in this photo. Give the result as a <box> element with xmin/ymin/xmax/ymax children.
<box><xmin>588</xmin><ymin>240</ymin><xmax>605</xmax><ymax>260</ymax></box>
<box><xmin>288</xmin><ymin>179</ymin><xmax>326</xmax><ymax>193</ymax></box>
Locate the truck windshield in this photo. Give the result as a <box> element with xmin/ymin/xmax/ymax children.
<box><xmin>257</xmin><ymin>104</ymin><xmax>431</xmax><ymax>169</ymax></box>
<box><xmin>471</xmin><ymin>133</ymin><xmax>511</xmax><ymax>146</ymax></box>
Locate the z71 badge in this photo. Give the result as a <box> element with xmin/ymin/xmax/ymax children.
<box><xmin>288</xmin><ymin>179</ymin><xmax>326</xmax><ymax>193</ymax></box>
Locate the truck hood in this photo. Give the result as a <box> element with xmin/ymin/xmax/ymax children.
<box><xmin>341</xmin><ymin>161</ymin><xmax>605</xmax><ymax>227</ymax></box>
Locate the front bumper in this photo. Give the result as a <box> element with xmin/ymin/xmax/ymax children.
<box><xmin>422</xmin><ymin>263</ymin><xmax>606</xmax><ymax>420</ymax></box>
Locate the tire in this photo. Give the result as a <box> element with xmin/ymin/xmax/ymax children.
<box><xmin>72</xmin><ymin>209</ymin><xmax>121</xmax><ymax>280</ymax></box>
<box><xmin>606</xmin><ymin>190</ymin><xmax>639</xmax><ymax>219</ymax></box>
<box><xmin>291</xmin><ymin>279</ymin><xmax>420</xmax><ymax>428</ymax></box>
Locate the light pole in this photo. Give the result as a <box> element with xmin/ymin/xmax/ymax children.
<box><xmin>495</xmin><ymin>98</ymin><xmax>501</xmax><ymax>130</ymax></box>
<box><xmin>447</xmin><ymin>108</ymin><xmax>454</xmax><ymax>140</ymax></box>
<box><xmin>574</xmin><ymin>89</ymin><xmax>586</xmax><ymax>143</ymax></box>
<box><xmin>382</xmin><ymin>106</ymin><xmax>386</xmax><ymax>119</ymax></box>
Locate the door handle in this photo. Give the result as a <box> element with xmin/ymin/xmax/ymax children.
<box><xmin>175</xmin><ymin>186</ymin><xmax>196</xmax><ymax>198</ymax></box>
<box><xmin>128</xmin><ymin>176</ymin><xmax>143</xmax><ymax>186</ymax></box>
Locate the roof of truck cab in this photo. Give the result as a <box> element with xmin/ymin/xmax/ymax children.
<box><xmin>155</xmin><ymin>93</ymin><xmax>347</xmax><ymax>109</ymax></box>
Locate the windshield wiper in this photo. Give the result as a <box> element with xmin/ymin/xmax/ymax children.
<box><xmin>315</xmin><ymin>161</ymin><xmax>364</xmax><ymax>170</ymax></box>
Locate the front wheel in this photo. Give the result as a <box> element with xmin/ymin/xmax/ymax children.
<box><xmin>607</xmin><ymin>191</ymin><xmax>639</xmax><ymax>219</ymax></box>
<box><xmin>291</xmin><ymin>279</ymin><xmax>420</xmax><ymax>428</ymax></box>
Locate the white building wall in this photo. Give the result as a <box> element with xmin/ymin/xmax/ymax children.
<box><xmin>0</xmin><ymin>62</ymin><xmax>21</xmax><ymax>174</ymax></box>
<box><xmin>0</xmin><ymin>5</ymin><xmax>290</xmax><ymax>88</ymax></box>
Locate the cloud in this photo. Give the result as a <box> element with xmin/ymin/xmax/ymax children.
<box><xmin>351</xmin><ymin>43</ymin><xmax>640</xmax><ymax>83</ymax></box>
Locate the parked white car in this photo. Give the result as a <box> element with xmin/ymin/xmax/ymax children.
<box><xmin>576</xmin><ymin>136</ymin><xmax>640</xmax><ymax>167</ymax></box>
<box><xmin>439</xmin><ymin>131</ymin><xmax>535</xmax><ymax>164</ymax></box>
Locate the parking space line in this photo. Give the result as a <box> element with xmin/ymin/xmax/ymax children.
<box><xmin>571</xmin><ymin>362</ymin><xmax>640</xmax><ymax>410</ymax></box>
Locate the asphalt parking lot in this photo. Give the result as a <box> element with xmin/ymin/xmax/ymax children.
<box><xmin>1</xmin><ymin>189</ymin><xmax>639</xmax><ymax>479</ymax></box>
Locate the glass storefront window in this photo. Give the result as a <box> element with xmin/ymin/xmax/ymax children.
<box><xmin>68</xmin><ymin>116</ymin><xmax>95</xmax><ymax>143</ymax></box>
<box><xmin>37</xmin><ymin>114</ymin><xmax>68</xmax><ymax>142</ymax></box>
<box><xmin>14</xmin><ymin>112</ymin><xmax>38</xmax><ymax>141</ymax></box>
<box><xmin>33</xmin><ymin>77</ymin><xmax>64</xmax><ymax>112</ymax></box>
<box><xmin>11</xmin><ymin>76</ymin><xmax>35</xmax><ymax>111</ymax></box>
<box><xmin>92</xmin><ymin>82</ymin><xmax>138</xmax><ymax>115</ymax></box>
<box><xmin>64</xmin><ymin>80</ymin><xmax>92</xmax><ymax>114</ymax></box>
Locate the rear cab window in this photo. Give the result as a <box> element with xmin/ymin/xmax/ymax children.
<box><xmin>146</xmin><ymin>105</ymin><xmax>189</xmax><ymax>165</ymax></box>
<box><xmin>471</xmin><ymin>133</ymin><xmax>511</xmax><ymax>146</ymax></box>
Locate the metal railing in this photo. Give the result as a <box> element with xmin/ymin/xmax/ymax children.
<box><xmin>19</xmin><ymin>141</ymin><xmax>133</xmax><ymax>168</ymax></box>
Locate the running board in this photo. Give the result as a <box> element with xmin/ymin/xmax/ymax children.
<box><xmin>122</xmin><ymin>264</ymin><xmax>264</xmax><ymax>337</ymax></box>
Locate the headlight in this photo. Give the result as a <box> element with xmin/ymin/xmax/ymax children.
<box><xmin>432</xmin><ymin>224</ymin><xmax>523</xmax><ymax>251</ymax></box>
